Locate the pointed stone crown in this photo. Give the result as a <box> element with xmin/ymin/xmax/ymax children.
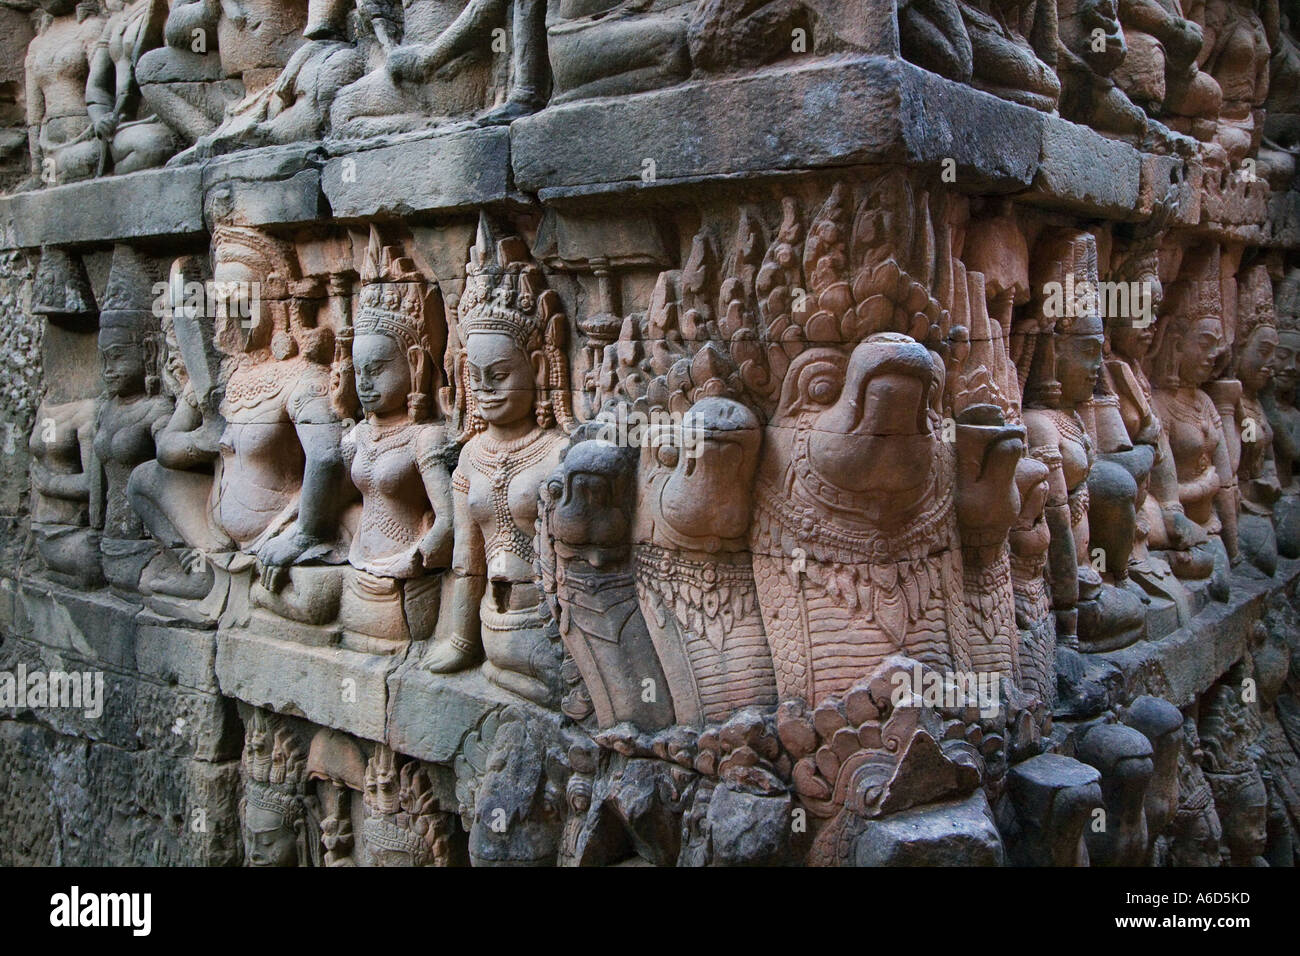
<box><xmin>355</xmin><ymin>227</ymin><xmax>437</xmax><ymax>352</ymax></box>
<box><xmin>458</xmin><ymin>230</ymin><xmax>559</xmax><ymax>352</ymax></box>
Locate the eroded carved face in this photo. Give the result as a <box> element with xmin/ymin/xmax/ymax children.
<box><xmin>1221</xmin><ymin>774</ymin><xmax>1269</xmax><ymax>861</ymax></box>
<box><xmin>466</xmin><ymin>332</ymin><xmax>538</xmax><ymax>427</ymax></box>
<box><xmin>1237</xmin><ymin>326</ymin><xmax>1277</xmax><ymax>394</ymax></box>
<box><xmin>1177</xmin><ymin>318</ymin><xmax>1224</xmax><ymax>387</ymax></box>
<box><xmin>353</xmin><ymin>333</ymin><xmax>411</xmax><ymax>418</ymax></box>
<box><xmin>1272</xmin><ymin>330</ymin><xmax>1300</xmax><ymax>394</ymax></box>
<box><xmin>211</xmin><ymin>259</ymin><xmax>266</xmax><ymax>356</ymax></box>
<box><xmin>1110</xmin><ymin>317</ymin><xmax>1157</xmax><ymax>364</ymax></box>
<box><xmin>244</xmin><ymin>804</ymin><xmax>298</xmax><ymax>867</ymax></box>
<box><xmin>98</xmin><ymin>327</ymin><xmax>145</xmax><ymax>398</ymax></box>
<box><xmin>1055</xmin><ymin>313</ymin><xmax>1105</xmax><ymax>407</ymax></box>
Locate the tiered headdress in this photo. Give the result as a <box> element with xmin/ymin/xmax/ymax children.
<box><xmin>454</xmin><ymin>216</ymin><xmax>575</xmax><ymax>436</ymax></box>
<box><xmin>239</xmin><ymin>709</ymin><xmax>319</xmax><ymax>865</ymax></box>
<box><xmin>99</xmin><ymin>244</ymin><xmax>164</xmax><ymax>395</ymax></box>
<box><xmin>1147</xmin><ymin>244</ymin><xmax>1224</xmax><ymax>389</ymax></box>
<box><xmin>352</xmin><ymin>227</ymin><xmax>445</xmax><ymax>421</ymax></box>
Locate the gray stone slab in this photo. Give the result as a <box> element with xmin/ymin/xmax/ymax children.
<box><xmin>323</xmin><ymin>125</ymin><xmax>516</xmax><ymax>220</ymax></box>
<box><xmin>0</xmin><ymin>166</ymin><xmax>205</xmax><ymax>249</ymax></box>
<box><xmin>135</xmin><ymin>619</ymin><xmax>221</xmax><ymax>694</ymax></box>
<box><xmin>513</xmin><ymin>56</ymin><xmax>1045</xmax><ymax>199</ymax></box>
<box><xmin>1098</xmin><ymin>558</ymin><xmax>1299</xmax><ymax>707</ymax></box>
<box><xmin>202</xmin><ymin>144</ymin><xmax>326</xmax><ymax>228</ymax></box>
<box><xmin>214</xmin><ymin>624</ymin><xmax>398</xmax><ymax>741</ymax></box>
<box><xmin>1025</xmin><ymin>117</ymin><xmax>1143</xmax><ymax>219</ymax></box>
<box><xmin>385</xmin><ymin>655</ymin><xmax>531</xmax><ymax>765</ymax></box>
<box><xmin>12</xmin><ymin>577</ymin><xmax>140</xmax><ymax>670</ymax></box>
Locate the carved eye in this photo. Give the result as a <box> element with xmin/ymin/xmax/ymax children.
<box><xmin>807</xmin><ymin>374</ymin><xmax>838</xmax><ymax>405</ymax></box>
<box><xmin>657</xmin><ymin>444</ymin><xmax>680</xmax><ymax>469</ymax></box>
<box><xmin>546</xmin><ymin>479</ymin><xmax>563</xmax><ymax>500</ymax></box>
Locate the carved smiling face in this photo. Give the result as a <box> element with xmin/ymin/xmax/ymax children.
<box><xmin>98</xmin><ymin>326</ymin><xmax>146</xmax><ymax>398</ymax></box>
<box><xmin>243</xmin><ymin>803</ymin><xmax>298</xmax><ymax>867</ymax></box>
<box><xmin>353</xmin><ymin>333</ymin><xmax>411</xmax><ymax>418</ymax></box>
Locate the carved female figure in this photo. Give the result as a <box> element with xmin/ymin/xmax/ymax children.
<box><xmin>1022</xmin><ymin>230</ymin><xmax>1145</xmax><ymax>650</ymax></box>
<box><xmin>23</xmin><ymin>0</ymin><xmax>107</xmax><ymax>187</ymax></box>
<box><xmin>1231</xmin><ymin>264</ymin><xmax>1281</xmax><ymax>571</ymax></box>
<box><xmin>29</xmin><ymin>397</ymin><xmax>101</xmax><ymax>587</ymax></box>
<box><xmin>1146</xmin><ymin>253</ymin><xmax>1240</xmax><ymax>571</ymax></box>
<box><xmin>1104</xmin><ymin>233</ymin><xmax>1209</xmax><ymax>581</ymax></box>
<box><xmin>92</xmin><ymin>245</ymin><xmax>174</xmax><ymax>591</ymax></box>
<box><xmin>332</xmin><ymin>230</ymin><xmax>454</xmax><ymax>647</ymax></box>
<box><xmin>84</xmin><ymin>0</ymin><xmax>177</xmax><ymax>174</ymax></box>
<box><xmin>240</xmin><ymin>709</ymin><xmax>320</xmax><ymax>867</ymax></box>
<box><xmin>424</xmin><ymin>228</ymin><xmax>574</xmax><ymax>706</ymax></box>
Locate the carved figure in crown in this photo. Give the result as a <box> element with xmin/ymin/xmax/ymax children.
<box><xmin>92</xmin><ymin>245</ymin><xmax>173</xmax><ymax>592</ymax></box>
<box><xmin>1269</xmin><ymin>268</ymin><xmax>1300</xmax><ymax>557</ymax></box>
<box><xmin>1145</xmin><ymin>245</ymin><xmax>1239</xmax><ymax>581</ymax></box>
<box><xmin>83</xmin><ymin>0</ymin><xmax>177</xmax><ymax>174</ymax></box>
<box><xmin>1199</xmin><ymin>677</ymin><xmax>1269</xmax><ymax>865</ymax></box>
<box><xmin>701</xmin><ymin>178</ymin><xmax>1024</xmax><ymax>704</ymax></box>
<box><xmin>183</xmin><ymin>0</ymin><xmax>363</xmax><ymax>158</ymax></box>
<box><xmin>1103</xmin><ymin>215</ymin><xmax>1208</xmax><ymax>602</ymax></box>
<box><xmin>1021</xmin><ymin>229</ymin><xmax>1146</xmax><ymax>652</ymax></box>
<box><xmin>21</xmin><ymin>0</ymin><xmax>108</xmax><ymax>188</ymax></box>
<box><xmin>363</xmin><ymin>745</ymin><xmax>459</xmax><ymax>866</ymax></box>
<box><xmin>424</xmin><ymin>221</ymin><xmax>573</xmax><ymax>707</ymax></box>
<box><xmin>329</xmin><ymin>0</ymin><xmax>542</xmax><ymax>138</ymax></box>
<box><xmin>209</xmin><ymin>224</ymin><xmax>353</xmax><ymax>625</ymax></box>
<box><xmin>1165</xmin><ymin>714</ymin><xmax>1224</xmax><ymax>865</ymax></box>
<box><xmin>330</xmin><ymin>228</ymin><xmax>455</xmax><ymax>649</ymax></box>
<box><xmin>135</xmin><ymin>0</ymin><xmax>307</xmax><ymax>147</ymax></box>
<box><xmin>28</xmin><ymin>250</ymin><xmax>102</xmax><ymax>588</ymax></box>
<box><xmin>1230</xmin><ymin>264</ymin><xmax>1282</xmax><ymax>573</ymax></box>
<box><xmin>240</xmin><ymin>709</ymin><xmax>320</xmax><ymax>867</ymax></box>
<box><xmin>127</xmin><ymin>255</ymin><xmax>235</xmax><ymax>615</ymax></box>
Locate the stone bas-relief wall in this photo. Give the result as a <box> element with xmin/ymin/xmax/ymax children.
<box><xmin>0</xmin><ymin>0</ymin><xmax>1299</xmax><ymax>869</ymax></box>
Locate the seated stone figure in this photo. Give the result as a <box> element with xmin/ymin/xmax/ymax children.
<box><xmin>1146</xmin><ymin>247</ymin><xmax>1239</xmax><ymax>582</ymax></box>
<box><xmin>1021</xmin><ymin>230</ymin><xmax>1145</xmax><ymax>651</ymax></box>
<box><xmin>185</xmin><ymin>0</ymin><xmax>364</xmax><ymax>158</ymax></box>
<box><xmin>136</xmin><ymin>0</ymin><xmax>307</xmax><ymax>147</ymax></box>
<box><xmin>900</xmin><ymin>0</ymin><xmax>1062</xmax><ymax>112</ymax></box>
<box><xmin>84</xmin><ymin>0</ymin><xmax>178</xmax><ymax>174</ymax></box>
<box><xmin>22</xmin><ymin>0</ymin><xmax>106</xmax><ymax>188</ymax></box>
<box><xmin>128</xmin><ymin>255</ymin><xmax>235</xmax><ymax>609</ymax></box>
<box><xmin>205</xmin><ymin>225</ymin><xmax>353</xmax><ymax>624</ymax></box>
<box><xmin>1112</xmin><ymin>0</ymin><xmax>1223</xmax><ymax>142</ymax></box>
<box><xmin>330</xmin><ymin>0</ymin><xmax>537</xmax><ymax>138</ymax></box>
<box><xmin>546</xmin><ymin>0</ymin><xmax>691</xmax><ymax>104</ymax></box>
<box><xmin>29</xmin><ymin>397</ymin><xmax>101</xmax><ymax>587</ymax></box>
<box><xmin>1056</xmin><ymin>0</ymin><xmax>1149</xmax><ymax>138</ymax></box>
<box><xmin>424</xmin><ymin>225</ymin><xmax>575</xmax><ymax>706</ymax></box>
<box><xmin>92</xmin><ymin>245</ymin><xmax>175</xmax><ymax>592</ymax></box>
<box><xmin>331</xmin><ymin>229</ymin><xmax>455</xmax><ymax>649</ymax></box>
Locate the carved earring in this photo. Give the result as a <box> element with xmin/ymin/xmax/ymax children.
<box><xmin>535</xmin><ymin>396</ymin><xmax>554</xmax><ymax>429</ymax></box>
<box><xmin>144</xmin><ymin>337</ymin><xmax>161</xmax><ymax>396</ymax></box>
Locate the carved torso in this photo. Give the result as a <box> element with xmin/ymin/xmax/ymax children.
<box><xmin>93</xmin><ymin>392</ymin><xmax>172</xmax><ymax>538</ymax></box>
<box><xmin>217</xmin><ymin>356</ymin><xmax>318</xmax><ymax>547</ymax></box>
<box><xmin>1154</xmin><ymin>387</ymin><xmax>1224</xmax><ymax>528</ymax></box>
<box><xmin>455</xmin><ymin>427</ymin><xmax>566</xmax><ymax>594</ymax></box>
<box><xmin>344</xmin><ymin>420</ymin><xmax>444</xmax><ymax>576</ymax></box>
